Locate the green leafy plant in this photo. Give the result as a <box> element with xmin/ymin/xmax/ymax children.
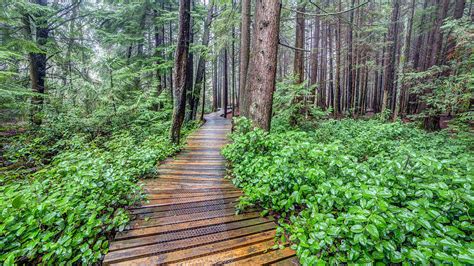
<box><xmin>0</xmin><ymin>99</ymin><xmax>198</xmax><ymax>265</ymax></box>
<box><xmin>223</xmin><ymin>117</ymin><xmax>473</xmax><ymax>264</ymax></box>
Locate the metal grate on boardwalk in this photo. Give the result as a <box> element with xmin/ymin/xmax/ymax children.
<box><xmin>103</xmin><ymin>112</ymin><xmax>299</xmax><ymax>265</ymax></box>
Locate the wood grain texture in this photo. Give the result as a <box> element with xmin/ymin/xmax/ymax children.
<box><xmin>103</xmin><ymin>112</ymin><xmax>298</xmax><ymax>265</ymax></box>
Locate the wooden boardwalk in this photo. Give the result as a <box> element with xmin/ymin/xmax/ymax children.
<box><xmin>103</xmin><ymin>112</ymin><xmax>299</xmax><ymax>265</ymax></box>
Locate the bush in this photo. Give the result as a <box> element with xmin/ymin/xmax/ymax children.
<box><xmin>223</xmin><ymin>118</ymin><xmax>473</xmax><ymax>264</ymax></box>
<box><xmin>0</xmin><ymin>102</ymin><xmax>197</xmax><ymax>264</ymax></box>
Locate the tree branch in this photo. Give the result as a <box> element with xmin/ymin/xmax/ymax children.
<box><xmin>49</xmin><ymin>12</ymin><xmax>95</xmax><ymax>30</ymax></box>
<box><xmin>283</xmin><ymin>1</ymin><xmax>370</xmax><ymax>17</ymax></box>
<box><xmin>307</xmin><ymin>0</ymin><xmax>365</xmax><ymax>30</ymax></box>
<box><xmin>48</xmin><ymin>0</ymin><xmax>82</xmax><ymax>20</ymax></box>
<box><xmin>279</xmin><ymin>40</ymin><xmax>311</xmax><ymax>53</ymax></box>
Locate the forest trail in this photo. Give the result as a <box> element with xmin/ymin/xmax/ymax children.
<box><xmin>103</xmin><ymin>111</ymin><xmax>299</xmax><ymax>265</ymax></box>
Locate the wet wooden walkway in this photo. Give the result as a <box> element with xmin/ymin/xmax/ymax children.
<box><xmin>103</xmin><ymin>112</ymin><xmax>298</xmax><ymax>265</ymax></box>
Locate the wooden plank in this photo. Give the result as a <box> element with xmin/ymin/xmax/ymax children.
<box><xmin>158</xmin><ymin>165</ymin><xmax>227</xmax><ymax>170</ymax></box>
<box><xmin>171</xmin><ymin>155</ymin><xmax>225</xmax><ymax>159</ymax></box>
<box><xmin>146</xmin><ymin>191</ymin><xmax>241</xmax><ymax>200</ymax></box>
<box><xmin>134</xmin><ymin>201</ymin><xmax>237</xmax><ymax>219</ymax></box>
<box><xmin>144</xmin><ymin>185</ymin><xmax>237</xmax><ymax>194</ymax></box>
<box><xmin>161</xmin><ymin>161</ymin><xmax>226</xmax><ymax>166</ymax></box>
<box><xmin>129</xmin><ymin>197</ymin><xmax>239</xmax><ymax>214</ymax></box>
<box><xmin>144</xmin><ymin>194</ymin><xmax>241</xmax><ymax>206</ymax></box>
<box><xmin>116</xmin><ymin>212</ymin><xmax>264</xmax><ymax>240</ymax></box>
<box><xmin>157</xmin><ymin>169</ymin><xmax>226</xmax><ymax>175</ymax></box>
<box><xmin>145</xmin><ymin>179</ymin><xmax>232</xmax><ymax>186</ymax></box>
<box><xmin>224</xmin><ymin>247</ymin><xmax>296</xmax><ymax>265</ymax></box>
<box><xmin>154</xmin><ymin>175</ymin><xmax>232</xmax><ymax>182</ymax></box>
<box><xmin>111</xmin><ymin>231</ymin><xmax>277</xmax><ymax>265</ymax></box>
<box><xmin>170</xmin><ymin>239</ymin><xmax>277</xmax><ymax>265</ymax></box>
<box><xmin>153</xmin><ymin>172</ymin><xmax>227</xmax><ymax>178</ymax></box>
<box><xmin>110</xmin><ymin>218</ymin><xmax>272</xmax><ymax>251</ymax></box>
<box><xmin>103</xmin><ymin>223</ymin><xmax>277</xmax><ymax>264</ymax></box>
<box><xmin>129</xmin><ymin>207</ymin><xmax>243</xmax><ymax>229</ymax></box>
<box><xmin>142</xmin><ymin>183</ymin><xmax>235</xmax><ymax>191</ymax></box>
<box><xmin>143</xmin><ymin>187</ymin><xmax>240</xmax><ymax>195</ymax></box>
<box><xmin>270</xmin><ymin>256</ymin><xmax>301</xmax><ymax>266</ymax></box>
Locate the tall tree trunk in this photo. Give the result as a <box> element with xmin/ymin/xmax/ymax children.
<box><xmin>26</xmin><ymin>0</ymin><xmax>49</xmax><ymax>126</ymax></box>
<box><xmin>293</xmin><ymin>3</ymin><xmax>305</xmax><ymax>84</ymax></box>
<box><xmin>443</xmin><ymin>0</ymin><xmax>466</xmax><ymax>63</ymax></box>
<box><xmin>191</xmin><ymin>2</ymin><xmax>213</xmax><ymax>120</ymax></box>
<box><xmin>231</xmin><ymin>16</ymin><xmax>236</xmax><ymax>116</ymax></box>
<box><xmin>154</xmin><ymin>0</ymin><xmax>164</xmax><ymax>98</ymax></box>
<box><xmin>133</xmin><ymin>2</ymin><xmax>148</xmax><ymax>90</ymax></box>
<box><xmin>239</xmin><ymin>0</ymin><xmax>251</xmax><ymax>116</ymax></box>
<box><xmin>310</xmin><ymin>16</ymin><xmax>320</xmax><ymax>106</ymax></box>
<box><xmin>212</xmin><ymin>56</ymin><xmax>218</xmax><ymax>111</ymax></box>
<box><xmin>377</xmin><ymin>35</ymin><xmax>386</xmax><ymax>112</ymax></box>
<box><xmin>430</xmin><ymin>0</ymin><xmax>450</xmax><ymax>67</ymax></box>
<box><xmin>170</xmin><ymin>0</ymin><xmax>191</xmax><ymax>144</ymax></box>
<box><xmin>246</xmin><ymin>0</ymin><xmax>281</xmax><ymax>131</ymax></box>
<box><xmin>347</xmin><ymin>0</ymin><xmax>355</xmax><ymax>112</ymax></box>
<box><xmin>392</xmin><ymin>19</ymin><xmax>404</xmax><ymax>117</ymax></box>
<box><xmin>161</xmin><ymin>0</ymin><xmax>167</xmax><ymax>89</ymax></box>
<box><xmin>412</xmin><ymin>0</ymin><xmax>429</xmax><ymax>71</ymax></box>
<box><xmin>422</xmin><ymin>0</ymin><xmax>450</xmax><ymax>130</ymax></box>
<box><xmin>422</xmin><ymin>0</ymin><xmax>437</xmax><ymax>71</ymax></box>
<box><xmin>185</xmin><ymin>0</ymin><xmax>195</xmax><ymax>122</ymax></box>
<box><xmin>328</xmin><ymin>24</ymin><xmax>335</xmax><ymax>112</ymax></box>
<box><xmin>352</xmin><ymin>0</ymin><xmax>361</xmax><ymax>114</ymax></box>
<box><xmin>223</xmin><ymin>48</ymin><xmax>229</xmax><ymax>118</ymax></box>
<box><xmin>200</xmin><ymin>65</ymin><xmax>206</xmax><ymax>121</ymax></box>
<box><xmin>397</xmin><ymin>0</ymin><xmax>415</xmax><ymax>117</ymax></box>
<box><xmin>381</xmin><ymin>0</ymin><xmax>400</xmax><ymax>115</ymax></box>
<box><xmin>335</xmin><ymin>0</ymin><xmax>342</xmax><ymax>115</ymax></box>
<box><xmin>168</xmin><ymin>4</ymin><xmax>174</xmax><ymax>102</ymax></box>
<box><xmin>319</xmin><ymin>20</ymin><xmax>327</xmax><ymax>109</ymax></box>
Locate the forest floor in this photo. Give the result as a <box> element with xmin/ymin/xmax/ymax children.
<box><xmin>103</xmin><ymin>111</ymin><xmax>298</xmax><ymax>265</ymax></box>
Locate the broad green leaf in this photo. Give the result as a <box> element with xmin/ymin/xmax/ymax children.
<box><xmin>366</xmin><ymin>224</ymin><xmax>379</xmax><ymax>239</ymax></box>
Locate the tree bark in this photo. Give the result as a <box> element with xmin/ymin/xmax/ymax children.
<box><xmin>239</xmin><ymin>0</ymin><xmax>251</xmax><ymax>116</ymax></box>
<box><xmin>412</xmin><ymin>0</ymin><xmax>429</xmax><ymax>71</ymax></box>
<box><xmin>246</xmin><ymin>0</ymin><xmax>281</xmax><ymax>131</ymax></box>
<box><xmin>26</xmin><ymin>0</ymin><xmax>49</xmax><ymax>126</ymax></box>
<box><xmin>334</xmin><ymin>0</ymin><xmax>342</xmax><ymax>115</ymax></box>
<box><xmin>223</xmin><ymin>48</ymin><xmax>229</xmax><ymax>118</ymax></box>
<box><xmin>184</xmin><ymin>0</ymin><xmax>195</xmax><ymax>122</ymax></box>
<box><xmin>231</xmin><ymin>15</ymin><xmax>236</xmax><ymax>116</ymax></box>
<box><xmin>154</xmin><ymin>0</ymin><xmax>164</xmax><ymax>98</ymax></box>
<box><xmin>423</xmin><ymin>0</ymin><xmax>456</xmax><ymax>130</ymax></box>
<box><xmin>397</xmin><ymin>0</ymin><xmax>415</xmax><ymax>117</ymax></box>
<box><xmin>191</xmin><ymin>2</ymin><xmax>213</xmax><ymax>120</ymax></box>
<box><xmin>320</xmin><ymin>20</ymin><xmax>327</xmax><ymax>109</ymax></box>
<box><xmin>293</xmin><ymin>3</ymin><xmax>305</xmax><ymax>84</ymax></box>
<box><xmin>327</xmin><ymin>24</ymin><xmax>335</xmax><ymax>112</ymax></box>
<box><xmin>168</xmin><ymin>4</ymin><xmax>174</xmax><ymax>102</ymax></box>
<box><xmin>430</xmin><ymin>0</ymin><xmax>450</xmax><ymax>67</ymax></box>
<box><xmin>200</xmin><ymin>65</ymin><xmax>206</xmax><ymax>121</ymax></box>
<box><xmin>444</xmin><ymin>0</ymin><xmax>466</xmax><ymax>63</ymax></box>
<box><xmin>346</xmin><ymin>0</ymin><xmax>355</xmax><ymax>112</ymax></box>
<box><xmin>212</xmin><ymin>56</ymin><xmax>218</xmax><ymax>111</ymax></box>
<box><xmin>310</xmin><ymin>15</ymin><xmax>319</xmax><ymax>105</ymax></box>
<box><xmin>381</xmin><ymin>0</ymin><xmax>400</xmax><ymax>115</ymax></box>
<box><xmin>170</xmin><ymin>0</ymin><xmax>191</xmax><ymax>144</ymax></box>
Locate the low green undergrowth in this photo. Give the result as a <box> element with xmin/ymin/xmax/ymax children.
<box><xmin>0</xmin><ymin>100</ymin><xmax>198</xmax><ymax>264</ymax></box>
<box><xmin>223</xmin><ymin>117</ymin><xmax>473</xmax><ymax>265</ymax></box>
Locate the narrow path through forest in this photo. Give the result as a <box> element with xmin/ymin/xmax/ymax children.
<box><xmin>103</xmin><ymin>111</ymin><xmax>299</xmax><ymax>265</ymax></box>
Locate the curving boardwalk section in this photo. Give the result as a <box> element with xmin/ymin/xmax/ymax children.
<box><xmin>103</xmin><ymin>112</ymin><xmax>299</xmax><ymax>265</ymax></box>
